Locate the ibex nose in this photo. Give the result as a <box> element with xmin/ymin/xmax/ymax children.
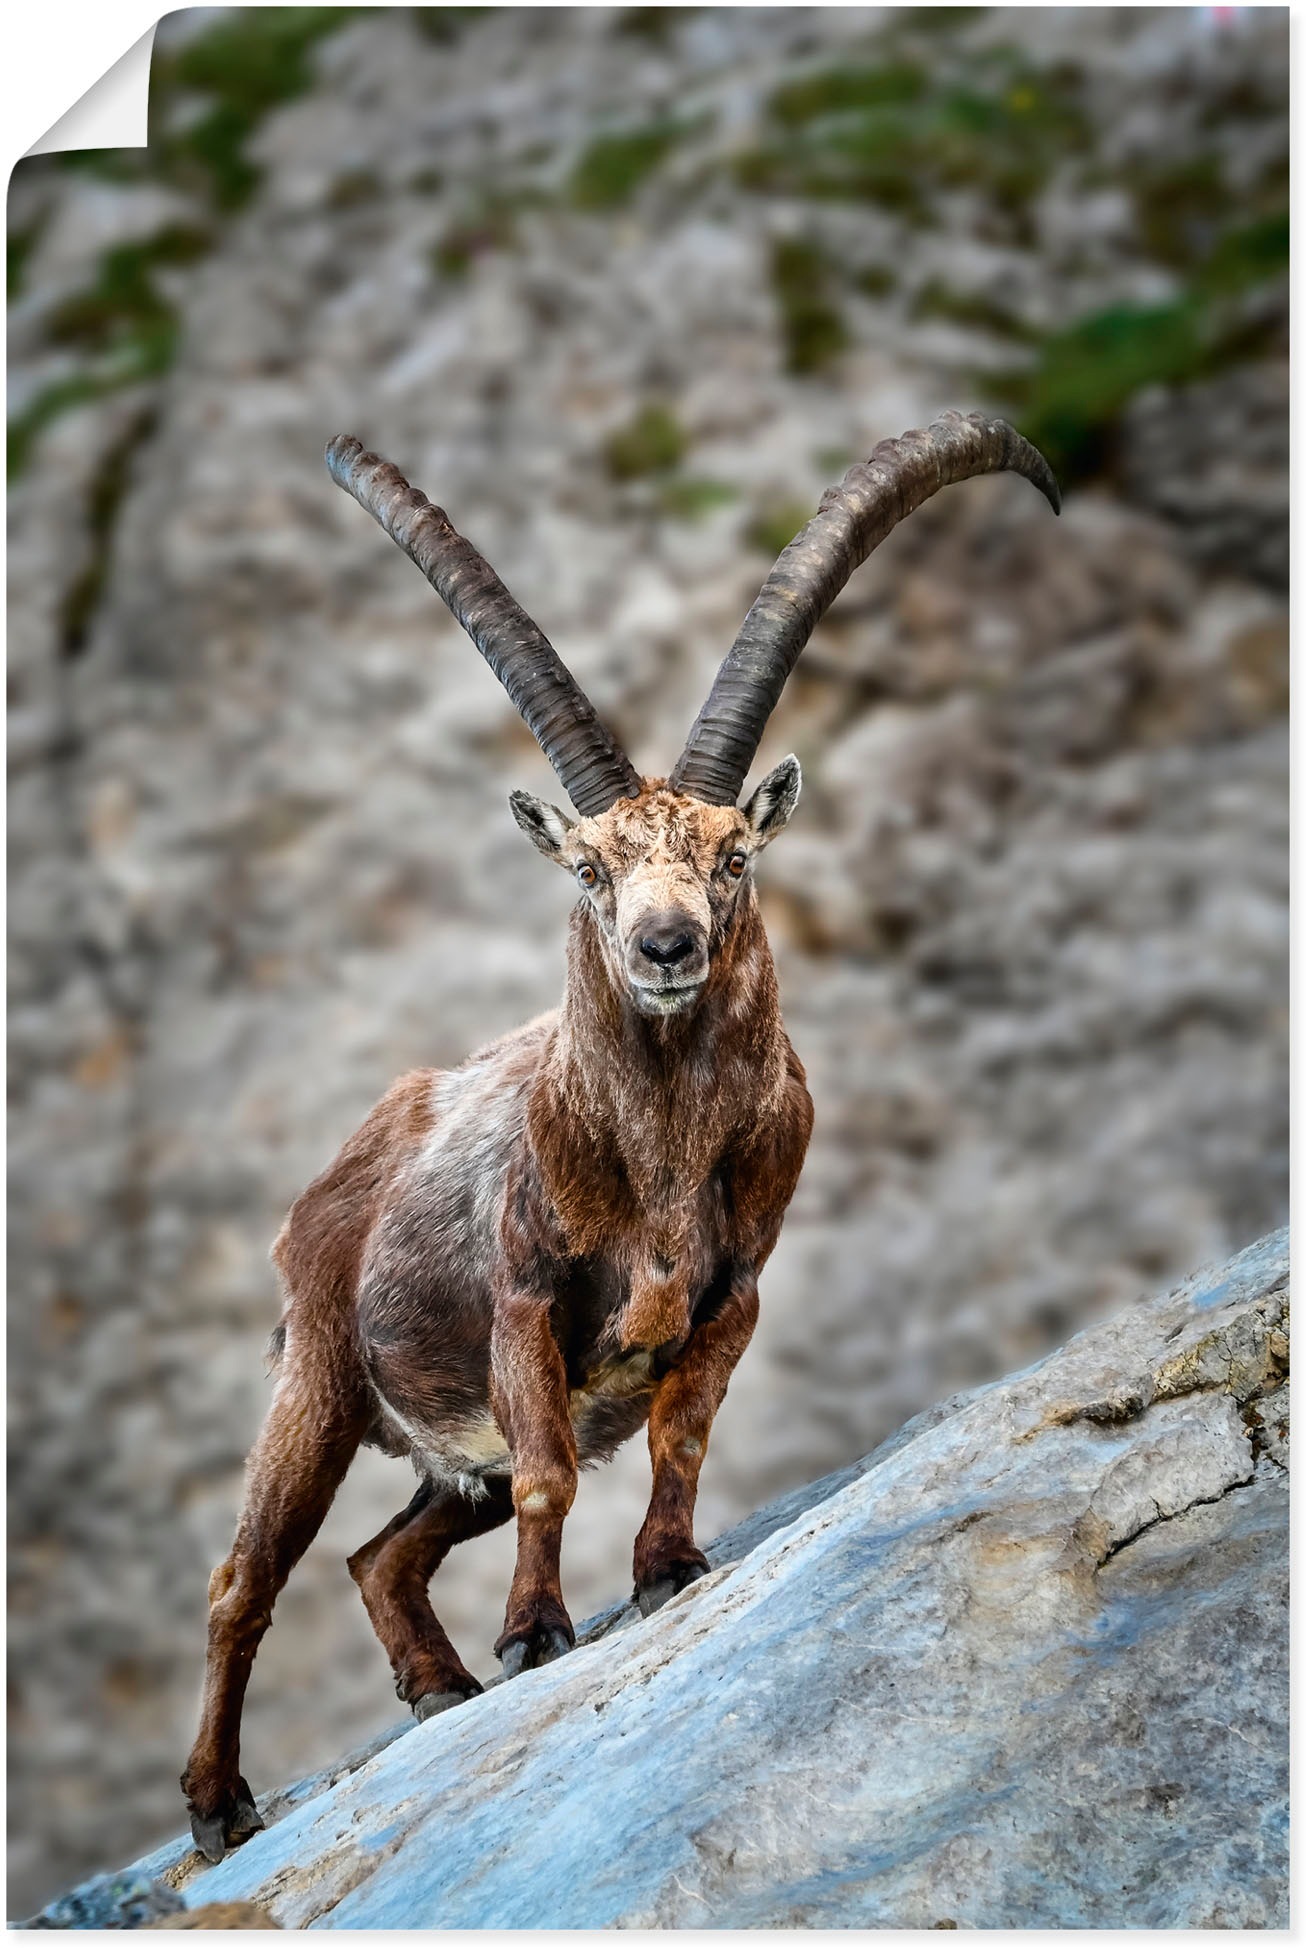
<box><xmin>639</xmin><ymin>924</ymin><xmax>696</xmax><ymax>968</ymax></box>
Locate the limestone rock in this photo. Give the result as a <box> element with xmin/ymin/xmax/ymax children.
<box><xmin>19</xmin><ymin>1871</ymin><xmax>184</xmax><ymax>1931</ymax></box>
<box><xmin>1122</xmin><ymin>366</ymin><xmax>1290</xmax><ymax>592</ymax></box>
<box><xmin>99</xmin><ymin>1229</ymin><xmax>1286</xmax><ymax>1930</ymax></box>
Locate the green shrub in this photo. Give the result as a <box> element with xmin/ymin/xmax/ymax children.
<box><xmin>658</xmin><ymin>475</ymin><xmax>739</xmax><ymax>519</ymax></box>
<box><xmin>912</xmin><ymin>277</ymin><xmax>1035</xmax><ymax>340</ymax></box>
<box><xmin>745</xmin><ymin>500</ymin><xmax>815</xmax><ymax>559</ymax></box>
<box><xmin>58</xmin><ymin>407</ymin><xmax>158</xmax><ymax>659</ymax></box>
<box><xmin>7</xmin><ymin>217</ymin><xmax>42</xmax><ymax>300</ymax></box>
<box><xmin>1001</xmin><ymin>301</ymin><xmax>1209</xmax><ymax>478</ymax></box>
<box><xmin>856</xmin><ymin>265</ymin><xmax>898</xmax><ymax>298</ymax></box>
<box><xmin>769</xmin><ymin>236</ymin><xmax>848</xmax><ymax>375</ymax></box>
<box><xmin>9</xmin><ymin>375</ymin><xmax>105</xmax><ymax>479</ymax></box>
<box><xmin>737</xmin><ymin>55</ymin><xmax>1087</xmax><ymax>223</ymax></box>
<box><xmin>769</xmin><ymin>62</ymin><xmax>927</xmax><ymax>127</ymax></box>
<box><xmin>1199</xmin><ymin>209</ymin><xmax>1289</xmax><ymax>296</ymax></box>
<box><xmin>45</xmin><ymin>226</ymin><xmax>209</xmax><ymax>359</ymax></box>
<box><xmin>569</xmin><ymin>119</ymin><xmax>690</xmax><ymax>210</ymax></box>
<box><xmin>616</xmin><ymin>6</ymin><xmax>702</xmax><ymax>40</ymax></box>
<box><xmin>410</xmin><ymin>8</ymin><xmax>490</xmax><ymax>44</ymax></box>
<box><xmin>10</xmin><ymin>225</ymin><xmax>211</xmax><ymax>477</ymax></box>
<box><xmin>604</xmin><ymin>404</ymin><xmax>687</xmax><ymax>480</ymax></box>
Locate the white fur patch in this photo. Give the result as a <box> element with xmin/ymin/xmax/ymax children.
<box><xmin>371</xmin><ymin>1387</ymin><xmax>508</xmax><ymax>1499</ymax></box>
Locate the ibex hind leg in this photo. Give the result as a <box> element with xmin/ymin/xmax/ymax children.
<box><xmin>181</xmin><ymin>1351</ymin><xmax>368</xmax><ymax>1862</ymax></box>
<box><xmin>348</xmin><ymin>1475</ymin><xmax>513</xmax><ymax>1719</ymax></box>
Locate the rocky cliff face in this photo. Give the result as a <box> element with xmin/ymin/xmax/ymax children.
<box><xmin>29</xmin><ymin>1228</ymin><xmax>1288</xmax><ymax>1928</ymax></box>
<box><xmin>7</xmin><ymin>5</ymin><xmax>1287</xmax><ymax>1910</ymax></box>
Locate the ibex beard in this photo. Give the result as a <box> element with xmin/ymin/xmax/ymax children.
<box><xmin>182</xmin><ymin>413</ymin><xmax>1059</xmax><ymax>1861</ymax></box>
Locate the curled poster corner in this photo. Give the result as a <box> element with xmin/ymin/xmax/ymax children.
<box><xmin>25</xmin><ymin>23</ymin><xmax>155</xmax><ymax>159</ymax></box>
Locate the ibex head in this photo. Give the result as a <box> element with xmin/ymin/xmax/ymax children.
<box><xmin>506</xmin><ymin>763</ymin><xmax>799</xmax><ymax>1016</ymax></box>
<box><xmin>326</xmin><ymin>413</ymin><xmax>1059</xmax><ymax>1016</ymax></box>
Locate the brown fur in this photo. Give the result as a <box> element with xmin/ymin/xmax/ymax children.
<box><xmin>182</xmin><ymin>778</ymin><xmax>812</xmax><ymax>1855</ymax></box>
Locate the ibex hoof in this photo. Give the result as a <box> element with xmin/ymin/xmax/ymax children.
<box><xmin>635</xmin><ymin>1558</ymin><xmax>709</xmax><ymax>1618</ymax></box>
<box><xmin>496</xmin><ymin>1624</ymin><xmax>573</xmax><ymax>1678</ymax></box>
<box><xmin>412</xmin><ymin>1685</ymin><xmax>478</xmax><ymax>1724</ymax></box>
<box><xmin>188</xmin><ymin>1778</ymin><xmax>263</xmax><ymax>1865</ymax></box>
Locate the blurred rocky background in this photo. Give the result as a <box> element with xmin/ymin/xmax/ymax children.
<box><xmin>7</xmin><ymin>4</ymin><xmax>1287</xmax><ymax>1914</ymax></box>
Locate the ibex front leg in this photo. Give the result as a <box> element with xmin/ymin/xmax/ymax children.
<box><xmin>490</xmin><ymin>1288</ymin><xmax>577</xmax><ymax>1675</ymax></box>
<box><xmin>634</xmin><ymin>1268</ymin><xmax>759</xmax><ymax>1616</ymax></box>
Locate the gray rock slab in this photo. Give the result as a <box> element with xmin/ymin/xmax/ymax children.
<box><xmin>108</xmin><ymin>1228</ymin><xmax>1287</xmax><ymax>1928</ymax></box>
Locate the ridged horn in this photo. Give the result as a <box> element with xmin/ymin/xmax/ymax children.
<box><xmin>326</xmin><ymin>436</ymin><xmax>640</xmax><ymax>818</ymax></box>
<box><xmin>669</xmin><ymin>410</ymin><xmax>1061</xmax><ymax>806</ymax></box>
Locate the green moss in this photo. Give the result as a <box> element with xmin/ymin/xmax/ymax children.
<box><xmin>167</xmin><ymin>103</ymin><xmax>264</xmax><ymax>211</ymax></box>
<box><xmin>603</xmin><ymin>404</ymin><xmax>687</xmax><ymax>480</ymax></box>
<box><xmin>769</xmin><ymin>62</ymin><xmax>927</xmax><ymax>127</ymax></box>
<box><xmin>657</xmin><ymin>474</ymin><xmax>738</xmax><ymax>519</ymax></box>
<box><xmin>568</xmin><ymin>118</ymin><xmax>690</xmax><ymax>210</ymax></box>
<box><xmin>45</xmin><ymin>225</ymin><xmax>209</xmax><ymax>357</ymax></box>
<box><xmin>166</xmin><ymin>7</ymin><xmax>358</xmax><ymax>105</ymax></box>
<box><xmin>912</xmin><ymin>277</ymin><xmax>1035</xmax><ymax>340</ymax></box>
<box><xmin>1133</xmin><ymin>153</ymin><xmax>1226</xmax><ymax>269</ymax></box>
<box><xmin>855</xmin><ymin>264</ymin><xmax>897</xmax><ymax>298</ymax></box>
<box><xmin>409</xmin><ymin>7</ymin><xmax>490</xmax><ymax>42</ymax></box>
<box><xmin>151</xmin><ymin>8</ymin><xmax>366</xmax><ymax>210</ymax></box>
<box><xmin>732</xmin><ymin>128</ymin><xmax>931</xmax><ymax>219</ymax></box>
<box><xmin>993</xmin><ymin>188</ymin><xmax>1288</xmax><ymax>482</ymax></box>
<box><xmin>745</xmin><ymin>500</ymin><xmax>815</xmax><ymax>560</ymax></box>
<box><xmin>1197</xmin><ymin>69</ymin><xmax>1282</xmax><ymax>131</ymax></box>
<box><xmin>1122</xmin><ymin>138</ymin><xmax>1287</xmax><ymax>295</ymax></box>
<box><xmin>737</xmin><ymin>55</ymin><xmax>1087</xmax><ymax>222</ymax></box>
<box><xmin>58</xmin><ymin>406</ymin><xmax>158</xmax><ymax>660</ymax></box>
<box><xmin>9</xmin><ymin>374</ymin><xmax>106</xmax><ymax>479</ymax></box>
<box><xmin>616</xmin><ymin>6</ymin><xmax>702</xmax><ymax>39</ymax></box>
<box><xmin>769</xmin><ymin>236</ymin><xmax>848</xmax><ymax>375</ymax></box>
<box><xmin>7</xmin><ymin>218</ymin><xmax>42</xmax><ymax>301</ymax></box>
<box><xmin>9</xmin><ymin>225</ymin><xmax>208</xmax><ymax>476</ymax></box>
<box><xmin>927</xmin><ymin>69</ymin><xmax>1089</xmax><ymax>202</ymax></box>
<box><xmin>1199</xmin><ymin>208</ymin><xmax>1289</xmax><ymax>296</ymax></box>
<box><xmin>51</xmin><ymin>147</ymin><xmax>150</xmax><ymax>186</ymax></box>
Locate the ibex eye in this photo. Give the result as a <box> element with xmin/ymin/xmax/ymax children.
<box><xmin>727</xmin><ymin>852</ymin><xmax>747</xmax><ymax>878</ymax></box>
<box><xmin>577</xmin><ymin>863</ymin><xmax>598</xmax><ymax>888</ymax></box>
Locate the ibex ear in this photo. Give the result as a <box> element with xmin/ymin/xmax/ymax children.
<box><xmin>509</xmin><ymin>789</ymin><xmax>575</xmax><ymax>865</ymax></box>
<box><xmin>742</xmin><ymin>755</ymin><xmax>801</xmax><ymax>848</ymax></box>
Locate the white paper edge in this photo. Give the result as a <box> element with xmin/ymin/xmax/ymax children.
<box><xmin>25</xmin><ymin>22</ymin><xmax>156</xmax><ymax>158</ymax></box>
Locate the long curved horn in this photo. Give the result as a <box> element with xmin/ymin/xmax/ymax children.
<box><xmin>326</xmin><ymin>436</ymin><xmax>640</xmax><ymax>818</ymax></box>
<box><xmin>669</xmin><ymin>410</ymin><xmax>1061</xmax><ymax>806</ymax></box>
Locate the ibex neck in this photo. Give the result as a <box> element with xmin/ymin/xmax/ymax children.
<box><xmin>552</xmin><ymin>897</ymin><xmax>784</xmax><ymax>1141</ymax></box>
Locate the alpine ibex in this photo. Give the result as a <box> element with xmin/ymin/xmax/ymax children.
<box><xmin>182</xmin><ymin>411</ymin><xmax>1059</xmax><ymax>1859</ymax></box>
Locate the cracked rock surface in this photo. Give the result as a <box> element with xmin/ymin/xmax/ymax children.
<box><xmin>82</xmin><ymin>1228</ymin><xmax>1286</xmax><ymax>1930</ymax></box>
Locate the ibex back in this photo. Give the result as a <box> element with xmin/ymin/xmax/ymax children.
<box><xmin>182</xmin><ymin>412</ymin><xmax>1059</xmax><ymax>1859</ymax></box>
